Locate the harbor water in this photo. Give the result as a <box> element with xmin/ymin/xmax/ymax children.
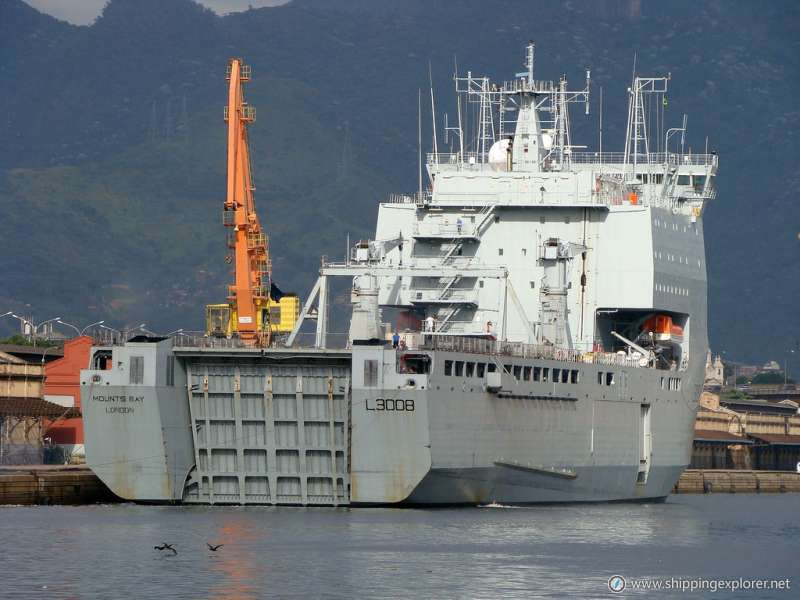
<box><xmin>1</xmin><ymin>494</ymin><xmax>795</xmax><ymax>599</ymax></box>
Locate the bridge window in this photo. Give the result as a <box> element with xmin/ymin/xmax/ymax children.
<box><xmin>606</xmin><ymin>372</ymin><xmax>615</xmax><ymax>386</ymax></box>
<box><xmin>455</xmin><ymin>361</ymin><xmax>464</xmax><ymax>376</ymax></box>
<box><xmin>533</xmin><ymin>367</ymin><xmax>541</xmax><ymax>382</ymax></box>
<box><xmin>476</xmin><ymin>363</ymin><xmax>486</xmax><ymax>378</ymax></box>
<box><xmin>553</xmin><ymin>368</ymin><xmax>561</xmax><ymax>383</ymax></box>
<box><xmin>444</xmin><ymin>360</ymin><xmax>453</xmax><ymax>376</ymax></box>
<box><xmin>487</xmin><ymin>363</ymin><xmax>497</xmax><ymax>373</ymax></box>
<box><xmin>400</xmin><ymin>354</ymin><xmax>430</xmax><ymax>375</ymax></box>
<box><xmin>561</xmin><ymin>369</ymin><xmax>569</xmax><ymax>384</ymax></box>
<box><xmin>513</xmin><ymin>365</ymin><xmax>522</xmax><ymax>380</ymax></box>
<box><xmin>678</xmin><ymin>174</ymin><xmax>690</xmax><ymax>186</ymax></box>
<box><xmin>570</xmin><ymin>370</ymin><xmax>579</xmax><ymax>384</ymax></box>
<box><xmin>693</xmin><ymin>175</ymin><xmax>706</xmax><ymax>191</ymax></box>
<box><xmin>466</xmin><ymin>362</ymin><xmax>475</xmax><ymax>377</ymax></box>
<box><xmin>542</xmin><ymin>368</ymin><xmax>549</xmax><ymax>383</ymax></box>
<box><xmin>597</xmin><ymin>371</ymin><xmax>603</xmax><ymax>385</ymax></box>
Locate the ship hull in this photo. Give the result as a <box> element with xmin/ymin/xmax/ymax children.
<box><xmin>398</xmin><ymin>465</ymin><xmax>679</xmax><ymax>505</ymax></box>
<box><xmin>82</xmin><ymin>343</ymin><xmax>699</xmax><ymax>506</ymax></box>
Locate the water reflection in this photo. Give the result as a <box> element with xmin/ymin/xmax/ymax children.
<box><xmin>209</xmin><ymin>516</ymin><xmax>260</xmax><ymax>600</ymax></box>
<box><xmin>0</xmin><ymin>496</ymin><xmax>795</xmax><ymax>599</ymax></box>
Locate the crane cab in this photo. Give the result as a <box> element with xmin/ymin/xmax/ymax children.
<box><xmin>205</xmin><ymin>296</ymin><xmax>299</xmax><ymax>339</ymax></box>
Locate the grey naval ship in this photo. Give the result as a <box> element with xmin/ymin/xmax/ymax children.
<box><xmin>81</xmin><ymin>44</ymin><xmax>718</xmax><ymax>505</ymax></box>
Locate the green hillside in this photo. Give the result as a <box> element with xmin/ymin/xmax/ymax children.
<box><xmin>0</xmin><ymin>0</ymin><xmax>798</xmax><ymax>368</ymax></box>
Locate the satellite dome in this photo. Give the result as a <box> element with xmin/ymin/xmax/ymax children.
<box><xmin>488</xmin><ymin>138</ymin><xmax>512</xmax><ymax>171</ymax></box>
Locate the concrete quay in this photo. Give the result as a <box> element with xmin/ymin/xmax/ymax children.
<box><xmin>674</xmin><ymin>469</ymin><xmax>800</xmax><ymax>494</ymax></box>
<box><xmin>0</xmin><ymin>465</ymin><xmax>116</xmax><ymax>505</ymax></box>
<box><xmin>4</xmin><ymin>466</ymin><xmax>799</xmax><ymax>504</ymax></box>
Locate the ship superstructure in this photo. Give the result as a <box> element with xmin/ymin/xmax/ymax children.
<box><xmin>80</xmin><ymin>45</ymin><xmax>717</xmax><ymax>505</ymax></box>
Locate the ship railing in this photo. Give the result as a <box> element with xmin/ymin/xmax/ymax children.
<box><xmin>570</xmin><ymin>152</ymin><xmax>718</xmax><ymax>168</ymax></box>
<box><xmin>420</xmin><ymin>336</ymin><xmax>650</xmax><ymax>368</ymax></box>
<box><xmin>570</xmin><ymin>152</ymin><xmax>628</xmax><ymax>165</ymax></box>
<box><xmin>427</xmin><ymin>152</ymin><xmax>493</xmax><ymax>172</ymax></box>
<box><xmin>90</xmin><ymin>330</ymin><xmax>350</xmax><ymax>351</ymax></box>
<box><xmin>413</xmin><ymin>222</ymin><xmax>478</xmax><ymax>238</ymax></box>
<box><xmin>387</xmin><ymin>191</ymin><xmax>431</xmax><ymax>205</ymax></box>
<box><xmin>428</xmin><ymin>152</ymin><xmax>717</xmax><ymax>171</ymax></box>
<box><xmin>676</xmin><ymin>187</ymin><xmax>718</xmax><ymax>201</ymax></box>
<box><xmin>421</xmin><ymin>336</ymin><xmax>583</xmax><ymax>363</ymax></box>
<box><xmin>589</xmin><ymin>352</ymin><xmax>645</xmax><ymax>368</ymax></box>
<box><xmin>409</xmin><ymin>288</ymin><xmax>479</xmax><ymax>304</ymax></box>
<box><xmin>500</xmin><ymin>79</ymin><xmax>556</xmax><ymax>94</ymax></box>
<box><xmin>172</xmin><ymin>333</ymin><xmax>251</xmax><ymax>348</ymax></box>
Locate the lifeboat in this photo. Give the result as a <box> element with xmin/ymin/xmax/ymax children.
<box><xmin>641</xmin><ymin>314</ymin><xmax>684</xmax><ymax>341</ymax></box>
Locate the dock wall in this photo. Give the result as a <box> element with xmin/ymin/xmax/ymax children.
<box><xmin>0</xmin><ymin>466</ymin><xmax>115</xmax><ymax>505</ymax></box>
<box><xmin>674</xmin><ymin>469</ymin><xmax>800</xmax><ymax>494</ymax></box>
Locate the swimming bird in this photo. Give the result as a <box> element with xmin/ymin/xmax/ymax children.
<box><xmin>206</xmin><ymin>543</ymin><xmax>224</xmax><ymax>551</ymax></box>
<box><xmin>154</xmin><ymin>543</ymin><xmax>177</xmax><ymax>555</ymax></box>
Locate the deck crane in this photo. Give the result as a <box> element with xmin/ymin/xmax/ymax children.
<box><xmin>205</xmin><ymin>59</ymin><xmax>299</xmax><ymax>346</ymax></box>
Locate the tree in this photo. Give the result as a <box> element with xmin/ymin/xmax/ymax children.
<box><xmin>721</xmin><ymin>388</ymin><xmax>751</xmax><ymax>401</ymax></box>
<box><xmin>751</xmin><ymin>372</ymin><xmax>794</xmax><ymax>385</ymax></box>
<box><xmin>0</xmin><ymin>334</ymin><xmax>60</xmax><ymax>347</ymax></box>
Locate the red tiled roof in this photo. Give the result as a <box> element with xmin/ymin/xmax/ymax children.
<box><xmin>0</xmin><ymin>397</ymin><xmax>80</xmax><ymax>418</ymax></box>
<box><xmin>694</xmin><ymin>429</ymin><xmax>752</xmax><ymax>443</ymax></box>
<box><xmin>749</xmin><ymin>433</ymin><xmax>800</xmax><ymax>446</ymax></box>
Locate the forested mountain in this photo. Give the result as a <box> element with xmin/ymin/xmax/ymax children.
<box><xmin>1</xmin><ymin>0</ymin><xmax>798</xmax><ymax>368</ymax></box>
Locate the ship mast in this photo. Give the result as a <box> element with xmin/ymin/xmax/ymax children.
<box><xmin>223</xmin><ymin>59</ymin><xmax>271</xmax><ymax>346</ymax></box>
<box><xmin>623</xmin><ymin>75</ymin><xmax>669</xmax><ymax>173</ymax></box>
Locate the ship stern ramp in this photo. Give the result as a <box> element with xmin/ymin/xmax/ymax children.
<box><xmin>178</xmin><ymin>347</ymin><xmax>351</xmax><ymax>505</ymax></box>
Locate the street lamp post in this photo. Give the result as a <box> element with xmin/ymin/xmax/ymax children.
<box><xmin>56</xmin><ymin>320</ymin><xmax>81</xmax><ymax>337</ymax></box>
<box><xmin>138</xmin><ymin>324</ymin><xmax>157</xmax><ymax>336</ymax></box>
<box><xmin>56</xmin><ymin>319</ymin><xmax>106</xmax><ymax>338</ymax></box>
<box><xmin>97</xmin><ymin>324</ymin><xmax>121</xmax><ymax>345</ymax></box>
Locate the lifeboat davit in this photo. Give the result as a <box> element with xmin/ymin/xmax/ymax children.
<box><xmin>641</xmin><ymin>314</ymin><xmax>683</xmax><ymax>342</ymax></box>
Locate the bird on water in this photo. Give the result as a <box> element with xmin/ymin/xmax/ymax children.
<box><xmin>206</xmin><ymin>543</ymin><xmax>224</xmax><ymax>551</ymax></box>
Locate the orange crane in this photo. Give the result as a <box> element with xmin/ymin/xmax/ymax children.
<box><xmin>205</xmin><ymin>59</ymin><xmax>298</xmax><ymax>346</ymax></box>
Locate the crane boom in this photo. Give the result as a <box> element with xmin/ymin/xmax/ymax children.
<box><xmin>204</xmin><ymin>59</ymin><xmax>299</xmax><ymax>346</ymax></box>
<box><xmin>224</xmin><ymin>59</ymin><xmax>270</xmax><ymax>346</ymax></box>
